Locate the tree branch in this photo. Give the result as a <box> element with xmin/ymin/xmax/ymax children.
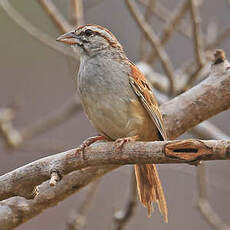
<box><xmin>125</xmin><ymin>0</ymin><xmax>175</xmax><ymax>94</ymax></box>
<box><xmin>71</xmin><ymin>0</ymin><xmax>85</xmax><ymax>27</ymax></box>
<box><xmin>183</xmin><ymin>0</ymin><xmax>205</xmax><ymax>90</ymax></box>
<box><xmin>137</xmin><ymin>61</ymin><xmax>230</xmax><ymax>141</ymax></box>
<box><xmin>111</xmin><ymin>169</ymin><xmax>137</xmax><ymax>230</ymax></box>
<box><xmin>147</xmin><ymin>0</ymin><xmax>190</xmax><ymax>64</ymax></box>
<box><xmin>0</xmin><ymin>98</ymin><xmax>81</xmax><ymax>148</ymax></box>
<box><xmin>189</xmin><ymin>0</ymin><xmax>204</xmax><ymax>67</ymax></box>
<box><xmin>139</xmin><ymin>0</ymin><xmax>155</xmax><ymax>60</ymax></box>
<box><xmin>37</xmin><ymin>0</ymin><xmax>72</xmax><ymax>32</ymax></box>
<box><xmin>0</xmin><ymin>166</ymin><xmax>116</xmax><ymax>230</ymax></box>
<box><xmin>197</xmin><ymin>163</ymin><xmax>230</xmax><ymax>230</ymax></box>
<box><xmin>162</xmin><ymin>61</ymin><xmax>230</xmax><ymax>138</ymax></box>
<box><xmin>0</xmin><ymin>63</ymin><xmax>229</xmax><ymax>228</ymax></box>
<box><xmin>0</xmin><ymin>59</ymin><xmax>229</xmax><ymax>198</ymax></box>
<box><xmin>0</xmin><ymin>139</ymin><xmax>229</xmax><ymax>202</ymax></box>
<box><xmin>0</xmin><ymin>0</ymin><xmax>77</xmax><ymax>59</ymax></box>
<box><xmin>66</xmin><ymin>179</ymin><xmax>101</xmax><ymax>230</ymax></box>
<box><xmin>138</xmin><ymin>0</ymin><xmax>192</xmax><ymax>38</ymax></box>
<box><xmin>21</xmin><ymin>98</ymin><xmax>81</xmax><ymax>142</ymax></box>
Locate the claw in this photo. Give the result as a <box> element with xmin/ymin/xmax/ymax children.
<box><xmin>115</xmin><ymin>135</ymin><xmax>138</xmax><ymax>150</ymax></box>
<box><xmin>75</xmin><ymin>136</ymin><xmax>107</xmax><ymax>160</ymax></box>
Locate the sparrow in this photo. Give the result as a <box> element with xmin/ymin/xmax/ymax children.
<box><xmin>57</xmin><ymin>24</ymin><xmax>168</xmax><ymax>222</ymax></box>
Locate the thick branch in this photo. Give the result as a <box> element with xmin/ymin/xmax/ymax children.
<box><xmin>0</xmin><ymin>63</ymin><xmax>229</xmax><ymax>199</ymax></box>
<box><xmin>0</xmin><ymin>65</ymin><xmax>229</xmax><ymax>228</ymax></box>
<box><xmin>0</xmin><ymin>139</ymin><xmax>229</xmax><ymax>201</ymax></box>
<box><xmin>0</xmin><ymin>166</ymin><xmax>116</xmax><ymax>230</ymax></box>
<box><xmin>162</xmin><ymin>66</ymin><xmax>230</xmax><ymax>139</ymax></box>
<box><xmin>137</xmin><ymin>61</ymin><xmax>230</xmax><ymax>141</ymax></box>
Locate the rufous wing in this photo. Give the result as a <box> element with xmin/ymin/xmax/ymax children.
<box><xmin>129</xmin><ymin>63</ymin><xmax>168</xmax><ymax>222</ymax></box>
<box><xmin>129</xmin><ymin>63</ymin><xmax>167</xmax><ymax>141</ymax></box>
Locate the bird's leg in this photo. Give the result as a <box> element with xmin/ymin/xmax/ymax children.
<box><xmin>115</xmin><ymin>135</ymin><xmax>138</xmax><ymax>150</ymax></box>
<box><xmin>75</xmin><ymin>135</ymin><xmax>108</xmax><ymax>160</ymax></box>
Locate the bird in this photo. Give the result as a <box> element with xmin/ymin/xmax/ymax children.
<box><xmin>57</xmin><ymin>24</ymin><xmax>168</xmax><ymax>222</ymax></box>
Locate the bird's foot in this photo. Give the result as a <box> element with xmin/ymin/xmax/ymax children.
<box><xmin>115</xmin><ymin>135</ymin><xmax>138</xmax><ymax>150</ymax></box>
<box><xmin>75</xmin><ymin>136</ymin><xmax>108</xmax><ymax>160</ymax></box>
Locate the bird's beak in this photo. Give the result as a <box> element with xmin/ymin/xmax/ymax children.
<box><xmin>56</xmin><ymin>31</ymin><xmax>79</xmax><ymax>45</ymax></box>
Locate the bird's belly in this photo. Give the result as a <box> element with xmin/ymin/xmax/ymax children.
<box><xmin>79</xmin><ymin>89</ymin><xmax>158</xmax><ymax>141</ymax></box>
<box><xmin>80</xmin><ymin>90</ymin><xmax>134</xmax><ymax>140</ymax></box>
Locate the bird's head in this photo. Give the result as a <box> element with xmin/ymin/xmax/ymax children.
<box><xmin>56</xmin><ymin>24</ymin><xmax>123</xmax><ymax>57</ymax></box>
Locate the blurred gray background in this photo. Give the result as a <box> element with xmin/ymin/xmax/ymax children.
<box><xmin>0</xmin><ymin>0</ymin><xmax>230</xmax><ymax>229</ymax></box>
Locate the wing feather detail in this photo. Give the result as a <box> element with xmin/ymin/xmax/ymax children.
<box><xmin>129</xmin><ymin>64</ymin><xmax>167</xmax><ymax>140</ymax></box>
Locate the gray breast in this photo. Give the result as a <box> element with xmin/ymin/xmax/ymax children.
<box><xmin>77</xmin><ymin>56</ymin><xmax>137</xmax><ymax>139</ymax></box>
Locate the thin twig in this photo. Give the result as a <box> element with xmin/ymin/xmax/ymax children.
<box><xmin>139</xmin><ymin>0</ymin><xmax>155</xmax><ymax>60</ymax></box>
<box><xmin>125</xmin><ymin>0</ymin><xmax>175</xmax><ymax>95</ymax></box>
<box><xmin>181</xmin><ymin>23</ymin><xmax>230</xmax><ymax>76</ymax></box>
<box><xmin>112</xmin><ymin>169</ymin><xmax>137</xmax><ymax>230</ymax></box>
<box><xmin>147</xmin><ymin>0</ymin><xmax>190</xmax><ymax>64</ymax></box>
<box><xmin>66</xmin><ymin>179</ymin><xmax>101</xmax><ymax>230</ymax></box>
<box><xmin>0</xmin><ymin>98</ymin><xmax>81</xmax><ymax>148</ymax></box>
<box><xmin>0</xmin><ymin>0</ymin><xmax>77</xmax><ymax>59</ymax></box>
<box><xmin>21</xmin><ymin>98</ymin><xmax>81</xmax><ymax>142</ymax></box>
<box><xmin>0</xmin><ymin>108</ymin><xmax>72</xmax><ymax>152</ymax></box>
<box><xmin>197</xmin><ymin>164</ymin><xmax>230</xmax><ymax>230</ymax></box>
<box><xmin>0</xmin><ymin>108</ymin><xmax>22</xmax><ymax>148</ymax></box>
<box><xmin>182</xmin><ymin>0</ymin><xmax>205</xmax><ymax>90</ymax></box>
<box><xmin>71</xmin><ymin>0</ymin><xmax>85</xmax><ymax>27</ymax></box>
<box><xmin>179</xmin><ymin>26</ymin><xmax>230</xmax><ymax>86</ymax></box>
<box><xmin>190</xmin><ymin>0</ymin><xmax>204</xmax><ymax>66</ymax></box>
<box><xmin>194</xmin><ymin>113</ymin><xmax>230</xmax><ymax>230</ymax></box>
<box><xmin>138</xmin><ymin>0</ymin><xmax>192</xmax><ymax>38</ymax></box>
<box><xmin>37</xmin><ymin>0</ymin><xmax>72</xmax><ymax>33</ymax></box>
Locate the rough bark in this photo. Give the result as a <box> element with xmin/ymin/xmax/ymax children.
<box><xmin>161</xmin><ymin>69</ymin><xmax>230</xmax><ymax>138</ymax></box>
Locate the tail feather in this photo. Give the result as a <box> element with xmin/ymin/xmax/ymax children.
<box><xmin>134</xmin><ymin>164</ymin><xmax>168</xmax><ymax>222</ymax></box>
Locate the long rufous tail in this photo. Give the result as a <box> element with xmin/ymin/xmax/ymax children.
<box><xmin>134</xmin><ymin>164</ymin><xmax>168</xmax><ymax>222</ymax></box>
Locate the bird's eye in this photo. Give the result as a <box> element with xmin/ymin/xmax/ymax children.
<box><xmin>84</xmin><ymin>29</ymin><xmax>93</xmax><ymax>37</ymax></box>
